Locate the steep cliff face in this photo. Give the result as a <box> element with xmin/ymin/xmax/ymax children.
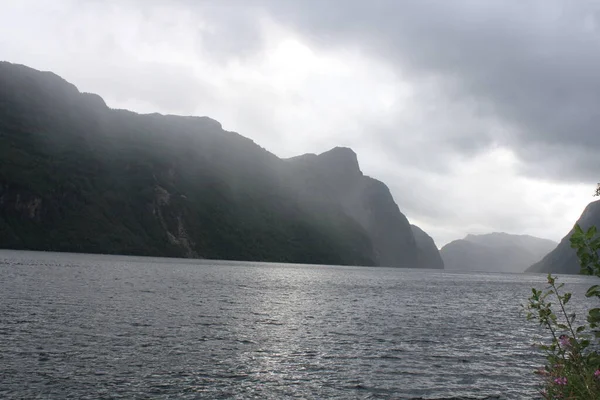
<box><xmin>0</xmin><ymin>61</ymin><xmax>436</xmax><ymax>268</ymax></box>
<box><xmin>350</xmin><ymin>177</ymin><xmax>419</xmax><ymax>268</ymax></box>
<box><xmin>411</xmin><ymin>225</ymin><xmax>444</xmax><ymax>270</ymax></box>
<box><xmin>441</xmin><ymin>232</ymin><xmax>557</xmax><ymax>273</ymax></box>
<box><xmin>286</xmin><ymin>148</ymin><xmax>423</xmax><ymax>268</ymax></box>
<box><xmin>527</xmin><ymin>200</ymin><xmax>600</xmax><ymax>274</ymax></box>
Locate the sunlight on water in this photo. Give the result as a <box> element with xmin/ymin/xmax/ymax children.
<box><xmin>1</xmin><ymin>250</ymin><xmax>596</xmax><ymax>399</ymax></box>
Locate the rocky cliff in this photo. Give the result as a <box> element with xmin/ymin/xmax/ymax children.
<box><xmin>285</xmin><ymin>148</ymin><xmax>425</xmax><ymax>268</ymax></box>
<box><xmin>0</xmin><ymin>61</ymin><xmax>441</xmax><ymax>267</ymax></box>
<box><xmin>527</xmin><ymin>200</ymin><xmax>600</xmax><ymax>274</ymax></box>
<box><xmin>411</xmin><ymin>225</ymin><xmax>444</xmax><ymax>270</ymax></box>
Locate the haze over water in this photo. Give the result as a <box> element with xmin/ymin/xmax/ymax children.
<box><xmin>1</xmin><ymin>250</ymin><xmax>595</xmax><ymax>399</ymax></box>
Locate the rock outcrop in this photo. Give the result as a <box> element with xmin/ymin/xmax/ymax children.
<box><xmin>285</xmin><ymin>148</ymin><xmax>426</xmax><ymax>268</ymax></box>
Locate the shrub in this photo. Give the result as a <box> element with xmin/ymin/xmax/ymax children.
<box><xmin>526</xmin><ymin>225</ymin><xmax>600</xmax><ymax>399</ymax></box>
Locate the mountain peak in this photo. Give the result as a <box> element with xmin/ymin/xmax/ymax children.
<box><xmin>464</xmin><ymin>232</ymin><xmax>555</xmax><ymax>242</ymax></box>
<box><xmin>322</xmin><ymin>146</ymin><xmax>358</xmax><ymax>157</ymax></box>
<box><xmin>81</xmin><ymin>92</ymin><xmax>108</xmax><ymax>110</ymax></box>
<box><xmin>316</xmin><ymin>146</ymin><xmax>362</xmax><ymax>177</ymax></box>
<box><xmin>0</xmin><ymin>61</ymin><xmax>79</xmax><ymax>95</ymax></box>
<box><xmin>465</xmin><ymin>232</ymin><xmax>512</xmax><ymax>239</ymax></box>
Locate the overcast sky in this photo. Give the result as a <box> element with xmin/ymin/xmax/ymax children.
<box><xmin>1</xmin><ymin>0</ymin><xmax>599</xmax><ymax>247</ymax></box>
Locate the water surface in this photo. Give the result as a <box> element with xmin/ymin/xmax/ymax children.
<box><xmin>1</xmin><ymin>250</ymin><xmax>596</xmax><ymax>399</ymax></box>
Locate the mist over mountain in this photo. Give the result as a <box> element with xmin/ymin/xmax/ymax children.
<box><xmin>527</xmin><ymin>200</ymin><xmax>600</xmax><ymax>275</ymax></box>
<box><xmin>285</xmin><ymin>148</ymin><xmax>428</xmax><ymax>269</ymax></box>
<box><xmin>441</xmin><ymin>232</ymin><xmax>557</xmax><ymax>273</ymax></box>
<box><xmin>0</xmin><ymin>61</ymin><xmax>441</xmax><ymax>268</ymax></box>
<box><xmin>410</xmin><ymin>225</ymin><xmax>444</xmax><ymax>270</ymax></box>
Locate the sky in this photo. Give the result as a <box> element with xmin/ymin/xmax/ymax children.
<box><xmin>1</xmin><ymin>0</ymin><xmax>599</xmax><ymax>248</ymax></box>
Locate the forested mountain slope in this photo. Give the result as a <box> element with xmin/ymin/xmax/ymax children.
<box><xmin>0</xmin><ymin>61</ymin><xmax>441</xmax><ymax>268</ymax></box>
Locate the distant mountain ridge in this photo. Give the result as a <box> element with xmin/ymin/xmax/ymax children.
<box><xmin>527</xmin><ymin>200</ymin><xmax>600</xmax><ymax>274</ymax></box>
<box><xmin>0</xmin><ymin>60</ymin><xmax>442</xmax><ymax>268</ymax></box>
<box><xmin>441</xmin><ymin>232</ymin><xmax>557</xmax><ymax>273</ymax></box>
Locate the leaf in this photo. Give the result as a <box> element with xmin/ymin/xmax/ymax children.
<box><xmin>586</xmin><ymin>225</ymin><xmax>597</xmax><ymax>240</ymax></box>
<box><xmin>577</xmin><ymin>325</ymin><xmax>586</xmax><ymax>333</ymax></box>
<box><xmin>587</xmin><ymin>308</ymin><xmax>600</xmax><ymax>324</ymax></box>
<box><xmin>582</xmin><ymin>265</ymin><xmax>594</xmax><ymax>275</ymax></box>
<box><xmin>579</xmin><ymin>253</ymin><xmax>591</xmax><ymax>266</ymax></box>
<box><xmin>590</xmin><ymin>237</ymin><xmax>600</xmax><ymax>249</ymax></box>
<box><xmin>563</xmin><ymin>292</ymin><xmax>571</xmax><ymax>304</ymax></box>
<box><xmin>526</xmin><ymin>313</ymin><xmax>534</xmax><ymax>321</ymax></box>
<box><xmin>571</xmin><ymin>236</ymin><xmax>584</xmax><ymax>248</ymax></box>
<box><xmin>586</xmin><ymin>285</ymin><xmax>600</xmax><ymax>298</ymax></box>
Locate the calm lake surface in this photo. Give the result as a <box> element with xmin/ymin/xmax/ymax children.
<box><xmin>1</xmin><ymin>250</ymin><xmax>597</xmax><ymax>399</ymax></box>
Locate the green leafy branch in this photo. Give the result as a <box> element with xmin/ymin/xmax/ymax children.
<box><xmin>525</xmin><ymin>224</ymin><xmax>600</xmax><ymax>399</ymax></box>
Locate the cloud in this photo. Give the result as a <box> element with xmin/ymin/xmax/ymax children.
<box><xmin>1</xmin><ymin>0</ymin><xmax>598</xmax><ymax>247</ymax></box>
<box><xmin>373</xmin><ymin>147</ymin><xmax>593</xmax><ymax>247</ymax></box>
<box><xmin>287</xmin><ymin>1</ymin><xmax>600</xmax><ymax>181</ymax></box>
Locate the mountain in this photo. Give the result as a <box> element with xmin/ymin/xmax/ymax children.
<box><xmin>527</xmin><ymin>200</ymin><xmax>600</xmax><ymax>274</ymax></box>
<box><xmin>441</xmin><ymin>232</ymin><xmax>557</xmax><ymax>273</ymax></box>
<box><xmin>410</xmin><ymin>225</ymin><xmax>444</xmax><ymax>269</ymax></box>
<box><xmin>285</xmin><ymin>148</ymin><xmax>423</xmax><ymax>268</ymax></box>
<box><xmin>0</xmin><ymin>61</ymin><xmax>440</xmax><ymax>268</ymax></box>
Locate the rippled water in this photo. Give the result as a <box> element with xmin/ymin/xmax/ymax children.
<box><xmin>1</xmin><ymin>250</ymin><xmax>597</xmax><ymax>399</ymax></box>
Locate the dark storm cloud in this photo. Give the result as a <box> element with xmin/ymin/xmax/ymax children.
<box><xmin>201</xmin><ymin>0</ymin><xmax>600</xmax><ymax>182</ymax></box>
